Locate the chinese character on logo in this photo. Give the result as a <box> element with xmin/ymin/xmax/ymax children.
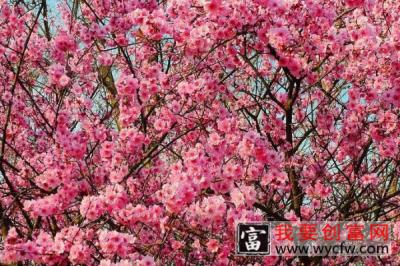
<box><xmin>236</xmin><ymin>223</ymin><xmax>270</xmax><ymax>255</ymax></box>
<box><xmin>299</xmin><ymin>223</ymin><xmax>318</xmax><ymax>241</ymax></box>
<box><xmin>241</xmin><ymin>226</ymin><xmax>265</xmax><ymax>250</ymax></box>
<box><xmin>370</xmin><ymin>224</ymin><xmax>389</xmax><ymax>241</ymax></box>
<box><xmin>274</xmin><ymin>223</ymin><xmax>294</xmax><ymax>241</ymax></box>
<box><xmin>322</xmin><ymin>223</ymin><xmax>341</xmax><ymax>241</ymax></box>
<box><xmin>346</xmin><ymin>224</ymin><xmax>364</xmax><ymax>241</ymax></box>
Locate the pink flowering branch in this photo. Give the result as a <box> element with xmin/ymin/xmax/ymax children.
<box><xmin>0</xmin><ymin>0</ymin><xmax>399</xmax><ymax>265</ymax></box>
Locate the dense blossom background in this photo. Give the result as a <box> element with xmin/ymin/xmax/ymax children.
<box><xmin>0</xmin><ymin>0</ymin><xmax>400</xmax><ymax>265</ymax></box>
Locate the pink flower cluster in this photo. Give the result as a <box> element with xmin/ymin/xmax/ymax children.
<box><xmin>98</xmin><ymin>230</ymin><xmax>135</xmax><ymax>257</ymax></box>
<box><xmin>48</xmin><ymin>64</ymin><xmax>70</xmax><ymax>88</ymax></box>
<box><xmin>1</xmin><ymin>0</ymin><xmax>400</xmax><ymax>265</ymax></box>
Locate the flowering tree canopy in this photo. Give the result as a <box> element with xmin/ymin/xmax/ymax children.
<box><xmin>0</xmin><ymin>0</ymin><xmax>400</xmax><ymax>265</ymax></box>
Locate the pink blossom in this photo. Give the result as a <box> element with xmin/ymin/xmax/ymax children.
<box><xmin>98</xmin><ymin>230</ymin><xmax>135</xmax><ymax>257</ymax></box>
<box><xmin>206</xmin><ymin>239</ymin><xmax>219</xmax><ymax>253</ymax></box>
<box><xmin>69</xmin><ymin>243</ymin><xmax>93</xmax><ymax>265</ymax></box>
<box><xmin>80</xmin><ymin>196</ymin><xmax>106</xmax><ymax>221</ymax></box>
<box><xmin>361</xmin><ymin>173</ymin><xmax>379</xmax><ymax>186</ymax></box>
<box><xmin>345</xmin><ymin>0</ymin><xmax>365</xmax><ymax>8</ymax></box>
<box><xmin>204</xmin><ymin>0</ymin><xmax>223</xmax><ymax>15</ymax></box>
<box><xmin>1</xmin><ymin>1</ymin><xmax>400</xmax><ymax>265</ymax></box>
